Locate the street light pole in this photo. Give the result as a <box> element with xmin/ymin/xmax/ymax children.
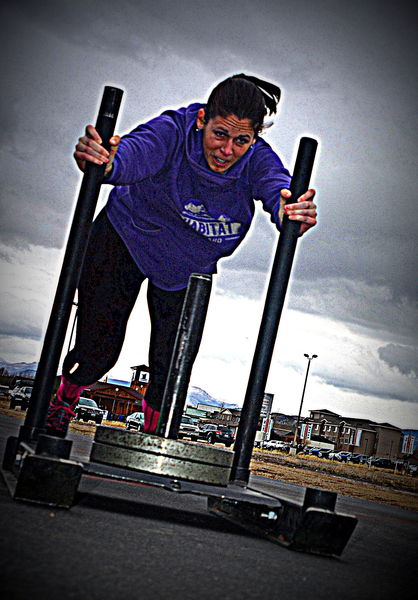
<box><xmin>292</xmin><ymin>353</ymin><xmax>318</xmax><ymax>449</ymax></box>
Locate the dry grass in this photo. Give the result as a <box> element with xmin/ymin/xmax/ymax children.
<box><xmin>70</xmin><ymin>418</ymin><xmax>125</xmax><ymax>436</ymax></box>
<box><xmin>251</xmin><ymin>449</ymin><xmax>418</xmax><ymax>511</ymax></box>
<box><xmin>254</xmin><ymin>449</ymin><xmax>418</xmax><ymax>492</ymax></box>
<box><xmin>0</xmin><ymin>397</ymin><xmax>124</xmax><ymax>437</ymax></box>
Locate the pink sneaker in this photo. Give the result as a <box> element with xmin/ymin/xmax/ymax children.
<box><xmin>45</xmin><ymin>376</ymin><xmax>87</xmax><ymax>438</ymax></box>
<box><xmin>142</xmin><ymin>399</ymin><xmax>160</xmax><ymax>434</ymax></box>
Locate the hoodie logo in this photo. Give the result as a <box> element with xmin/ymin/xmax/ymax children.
<box><xmin>181</xmin><ymin>201</ymin><xmax>242</xmax><ymax>244</ymax></box>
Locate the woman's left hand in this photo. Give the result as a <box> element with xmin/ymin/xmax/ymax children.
<box><xmin>280</xmin><ymin>188</ymin><xmax>317</xmax><ymax>236</ymax></box>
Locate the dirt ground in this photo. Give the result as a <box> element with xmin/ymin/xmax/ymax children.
<box><xmin>2</xmin><ymin>400</ymin><xmax>417</xmax><ymax>512</ymax></box>
<box><xmin>250</xmin><ymin>451</ymin><xmax>418</xmax><ymax>512</ymax></box>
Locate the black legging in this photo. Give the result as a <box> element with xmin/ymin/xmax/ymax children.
<box><xmin>63</xmin><ymin>209</ymin><xmax>189</xmax><ymax>411</ymax></box>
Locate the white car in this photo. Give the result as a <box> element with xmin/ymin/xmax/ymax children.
<box><xmin>275</xmin><ymin>442</ymin><xmax>290</xmax><ymax>452</ymax></box>
<box><xmin>178</xmin><ymin>416</ymin><xmax>199</xmax><ymax>441</ymax></box>
<box><xmin>9</xmin><ymin>386</ymin><xmax>33</xmax><ymax>410</ymax></box>
<box><xmin>264</xmin><ymin>440</ymin><xmax>286</xmax><ymax>450</ymax></box>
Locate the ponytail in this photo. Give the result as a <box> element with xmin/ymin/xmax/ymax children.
<box><xmin>205</xmin><ymin>73</ymin><xmax>281</xmax><ymax>133</ymax></box>
<box><xmin>230</xmin><ymin>73</ymin><xmax>281</xmax><ymax>115</ymax></box>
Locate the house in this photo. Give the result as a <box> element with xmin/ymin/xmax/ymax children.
<box><xmin>84</xmin><ymin>380</ymin><xmax>144</xmax><ymax>419</ymax></box>
<box><xmin>208</xmin><ymin>408</ymin><xmax>241</xmax><ymax>434</ymax></box>
<box><xmin>216</xmin><ymin>407</ymin><xmax>241</xmax><ymax>427</ymax></box>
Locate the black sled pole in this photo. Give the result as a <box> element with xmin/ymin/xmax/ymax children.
<box><xmin>157</xmin><ymin>273</ymin><xmax>213</xmax><ymax>439</ymax></box>
<box><xmin>230</xmin><ymin>137</ymin><xmax>318</xmax><ymax>485</ymax></box>
<box><xmin>18</xmin><ymin>86</ymin><xmax>123</xmax><ymax>444</ymax></box>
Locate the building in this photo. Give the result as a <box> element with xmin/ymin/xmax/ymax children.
<box><xmin>270</xmin><ymin>413</ymin><xmax>298</xmax><ymax>442</ymax></box>
<box><xmin>84</xmin><ymin>380</ymin><xmax>144</xmax><ymax>420</ymax></box>
<box><xmin>185</xmin><ymin>406</ymin><xmax>209</xmax><ymax>421</ymax></box>
<box><xmin>130</xmin><ymin>364</ymin><xmax>150</xmax><ymax>396</ymax></box>
<box><xmin>215</xmin><ymin>407</ymin><xmax>241</xmax><ymax>425</ymax></box>
<box><xmin>300</xmin><ymin>409</ymin><xmax>404</xmax><ymax>459</ymax></box>
<box><xmin>196</xmin><ymin>402</ymin><xmax>219</xmax><ymax>415</ymax></box>
<box><xmin>184</xmin><ymin>404</ymin><xmax>241</xmax><ymax>433</ymax></box>
<box><xmin>212</xmin><ymin>408</ymin><xmax>241</xmax><ymax>431</ymax></box>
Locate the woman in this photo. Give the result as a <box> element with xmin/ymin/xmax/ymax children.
<box><xmin>46</xmin><ymin>73</ymin><xmax>317</xmax><ymax>438</ymax></box>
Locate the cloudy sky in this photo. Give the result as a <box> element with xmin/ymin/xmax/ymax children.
<box><xmin>1</xmin><ymin>0</ymin><xmax>417</xmax><ymax>428</ymax></box>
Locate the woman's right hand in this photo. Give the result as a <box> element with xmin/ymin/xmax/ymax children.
<box><xmin>73</xmin><ymin>124</ymin><xmax>121</xmax><ymax>176</ymax></box>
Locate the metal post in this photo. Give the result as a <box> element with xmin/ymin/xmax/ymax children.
<box><xmin>230</xmin><ymin>137</ymin><xmax>318</xmax><ymax>485</ymax></box>
<box><xmin>157</xmin><ymin>274</ymin><xmax>212</xmax><ymax>439</ymax></box>
<box><xmin>292</xmin><ymin>354</ymin><xmax>317</xmax><ymax>449</ymax></box>
<box><xmin>17</xmin><ymin>86</ymin><xmax>124</xmax><ymax>444</ymax></box>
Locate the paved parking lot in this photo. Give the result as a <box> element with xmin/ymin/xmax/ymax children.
<box><xmin>1</xmin><ymin>414</ymin><xmax>417</xmax><ymax>599</ymax></box>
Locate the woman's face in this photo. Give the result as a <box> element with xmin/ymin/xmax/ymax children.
<box><xmin>197</xmin><ymin>109</ymin><xmax>256</xmax><ymax>173</ymax></box>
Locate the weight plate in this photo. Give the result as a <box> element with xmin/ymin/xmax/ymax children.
<box><xmin>94</xmin><ymin>426</ymin><xmax>233</xmax><ymax>466</ymax></box>
<box><xmin>90</xmin><ymin>426</ymin><xmax>234</xmax><ymax>486</ymax></box>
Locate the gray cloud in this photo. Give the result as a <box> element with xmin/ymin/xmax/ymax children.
<box><xmin>0</xmin><ymin>323</ymin><xmax>42</xmax><ymax>342</ymax></box>
<box><xmin>1</xmin><ymin>0</ymin><xmax>417</xmax><ymax>423</ymax></box>
<box><xmin>319</xmin><ymin>378</ymin><xmax>412</xmax><ymax>405</ymax></box>
<box><xmin>378</xmin><ymin>343</ymin><xmax>418</xmax><ymax>377</ymax></box>
<box><xmin>322</xmin><ymin>367</ymin><xmax>418</xmax><ymax>406</ymax></box>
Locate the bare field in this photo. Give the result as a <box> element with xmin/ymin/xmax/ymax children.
<box><xmin>251</xmin><ymin>450</ymin><xmax>418</xmax><ymax>512</ymax></box>
<box><xmin>2</xmin><ymin>400</ymin><xmax>417</xmax><ymax>511</ymax></box>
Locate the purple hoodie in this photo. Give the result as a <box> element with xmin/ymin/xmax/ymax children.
<box><xmin>106</xmin><ymin>103</ymin><xmax>291</xmax><ymax>290</ymax></box>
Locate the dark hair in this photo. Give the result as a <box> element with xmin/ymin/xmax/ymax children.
<box><xmin>205</xmin><ymin>73</ymin><xmax>281</xmax><ymax>134</ymax></box>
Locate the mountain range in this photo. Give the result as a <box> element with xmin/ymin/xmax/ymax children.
<box><xmin>186</xmin><ymin>386</ymin><xmax>239</xmax><ymax>409</ymax></box>
<box><xmin>0</xmin><ymin>358</ymin><xmax>38</xmax><ymax>377</ymax></box>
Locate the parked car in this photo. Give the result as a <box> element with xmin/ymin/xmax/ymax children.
<box><xmin>330</xmin><ymin>451</ymin><xmax>351</xmax><ymax>462</ymax></box>
<box><xmin>407</xmin><ymin>464</ymin><xmax>417</xmax><ymax>477</ymax></box>
<box><xmin>257</xmin><ymin>439</ymin><xmax>287</xmax><ymax>450</ymax></box>
<box><xmin>317</xmin><ymin>449</ymin><xmax>333</xmax><ymax>459</ymax></box>
<box><xmin>350</xmin><ymin>453</ymin><xmax>370</xmax><ymax>464</ymax></box>
<box><xmin>275</xmin><ymin>442</ymin><xmax>290</xmax><ymax>452</ymax></box>
<box><xmin>178</xmin><ymin>416</ymin><xmax>200</xmax><ymax>441</ymax></box>
<box><xmin>266</xmin><ymin>440</ymin><xmax>289</xmax><ymax>451</ymax></box>
<box><xmin>263</xmin><ymin>440</ymin><xmax>280</xmax><ymax>450</ymax></box>
<box><xmin>309</xmin><ymin>447</ymin><xmax>334</xmax><ymax>457</ymax></box>
<box><xmin>308</xmin><ymin>447</ymin><xmax>322</xmax><ymax>456</ymax></box>
<box><xmin>12</xmin><ymin>378</ymin><xmax>35</xmax><ymax>390</ymax></box>
<box><xmin>8</xmin><ymin>386</ymin><xmax>33</xmax><ymax>410</ymax></box>
<box><xmin>125</xmin><ymin>412</ymin><xmax>145</xmax><ymax>431</ymax></box>
<box><xmin>303</xmin><ymin>447</ymin><xmax>321</xmax><ymax>455</ymax></box>
<box><xmin>197</xmin><ymin>423</ymin><xmax>234</xmax><ymax>447</ymax></box>
<box><xmin>73</xmin><ymin>397</ymin><xmax>105</xmax><ymax>424</ymax></box>
<box><xmin>370</xmin><ymin>457</ymin><xmax>395</xmax><ymax>469</ymax></box>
